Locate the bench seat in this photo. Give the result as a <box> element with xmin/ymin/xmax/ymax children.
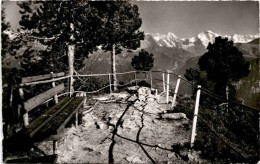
<box><xmin>23</xmin><ymin>97</ymin><xmax>85</xmax><ymax>142</ymax></box>
<box><xmin>6</xmin><ymin>154</ymin><xmax>58</xmax><ymax>163</ymax></box>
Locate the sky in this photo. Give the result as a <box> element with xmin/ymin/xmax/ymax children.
<box><xmin>134</xmin><ymin>1</ymin><xmax>259</xmax><ymax>38</ymax></box>
<box><xmin>2</xmin><ymin>1</ymin><xmax>259</xmax><ymax>38</ymax></box>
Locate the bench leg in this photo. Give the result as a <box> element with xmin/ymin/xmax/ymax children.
<box><xmin>79</xmin><ymin>103</ymin><xmax>84</xmax><ymax>125</ymax></box>
<box><xmin>75</xmin><ymin>112</ymin><xmax>78</xmax><ymax>128</ymax></box>
<box><xmin>53</xmin><ymin>140</ymin><xmax>58</xmax><ymax>154</ymax></box>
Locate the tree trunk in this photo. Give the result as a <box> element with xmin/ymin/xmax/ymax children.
<box><xmin>68</xmin><ymin>45</ymin><xmax>74</xmax><ymax>97</ymax></box>
<box><xmin>68</xmin><ymin>23</ymin><xmax>75</xmax><ymax>97</ymax></box>
<box><xmin>111</xmin><ymin>44</ymin><xmax>117</xmax><ymax>91</ymax></box>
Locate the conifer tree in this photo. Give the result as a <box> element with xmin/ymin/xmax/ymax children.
<box><xmin>198</xmin><ymin>36</ymin><xmax>250</xmax><ymax>100</ymax></box>
<box><xmin>131</xmin><ymin>49</ymin><xmax>154</xmax><ymax>71</ymax></box>
<box><xmin>1</xmin><ymin>6</ymin><xmax>11</xmax><ymax>61</ymax></box>
<box><xmin>16</xmin><ymin>1</ymin><xmax>103</xmax><ymax>76</ymax></box>
<box><xmin>90</xmin><ymin>0</ymin><xmax>144</xmax><ymax>91</ymax></box>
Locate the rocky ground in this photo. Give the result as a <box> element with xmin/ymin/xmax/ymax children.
<box><xmin>38</xmin><ymin>87</ymin><xmax>207</xmax><ymax>163</ymax></box>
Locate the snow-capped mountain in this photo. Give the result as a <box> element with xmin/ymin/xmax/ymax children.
<box><xmin>148</xmin><ymin>30</ymin><xmax>259</xmax><ymax>50</ymax></box>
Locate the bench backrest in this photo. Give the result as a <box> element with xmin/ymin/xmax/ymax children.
<box><xmin>24</xmin><ymin>83</ymin><xmax>65</xmax><ymax>112</ymax></box>
<box><xmin>19</xmin><ymin>72</ymin><xmax>66</xmax><ymax>126</ymax></box>
<box><xmin>21</xmin><ymin>72</ymin><xmax>65</xmax><ymax>84</ymax></box>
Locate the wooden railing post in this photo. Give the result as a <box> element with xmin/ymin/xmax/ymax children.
<box><xmin>150</xmin><ymin>71</ymin><xmax>153</xmax><ymax>88</ymax></box>
<box><xmin>171</xmin><ymin>75</ymin><xmax>181</xmax><ymax>108</ymax></box>
<box><xmin>166</xmin><ymin>70</ymin><xmax>170</xmax><ymax>103</ymax></box>
<box><xmin>134</xmin><ymin>71</ymin><xmax>137</xmax><ymax>86</ymax></box>
<box><xmin>162</xmin><ymin>72</ymin><xmax>166</xmax><ymax>92</ymax></box>
<box><xmin>190</xmin><ymin>85</ymin><xmax>201</xmax><ymax>148</ymax></box>
<box><xmin>18</xmin><ymin>88</ymin><xmax>29</xmax><ymax>126</ymax></box>
<box><xmin>51</xmin><ymin>72</ymin><xmax>58</xmax><ymax>104</ymax></box>
<box><xmin>109</xmin><ymin>73</ymin><xmax>112</xmax><ymax>93</ymax></box>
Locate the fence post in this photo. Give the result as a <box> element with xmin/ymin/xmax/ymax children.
<box><xmin>18</xmin><ymin>88</ymin><xmax>29</xmax><ymax>126</ymax></box>
<box><xmin>51</xmin><ymin>72</ymin><xmax>59</xmax><ymax>104</ymax></box>
<box><xmin>166</xmin><ymin>70</ymin><xmax>170</xmax><ymax>103</ymax></box>
<box><xmin>190</xmin><ymin>85</ymin><xmax>201</xmax><ymax>148</ymax></box>
<box><xmin>171</xmin><ymin>75</ymin><xmax>181</xmax><ymax>108</ymax></box>
<box><xmin>134</xmin><ymin>71</ymin><xmax>137</xmax><ymax>86</ymax></box>
<box><xmin>150</xmin><ymin>71</ymin><xmax>153</xmax><ymax>88</ymax></box>
<box><xmin>162</xmin><ymin>72</ymin><xmax>166</xmax><ymax>92</ymax></box>
<box><xmin>109</xmin><ymin>73</ymin><xmax>112</xmax><ymax>93</ymax></box>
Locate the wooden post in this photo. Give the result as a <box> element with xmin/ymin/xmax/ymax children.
<box><xmin>68</xmin><ymin>23</ymin><xmax>75</xmax><ymax>97</ymax></box>
<box><xmin>9</xmin><ymin>85</ymin><xmax>14</xmax><ymax>108</ymax></box>
<box><xmin>162</xmin><ymin>72</ymin><xmax>166</xmax><ymax>92</ymax></box>
<box><xmin>134</xmin><ymin>72</ymin><xmax>137</xmax><ymax>86</ymax></box>
<box><xmin>226</xmin><ymin>84</ymin><xmax>229</xmax><ymax>110</ymax></box>
<box><xmin>23</xmin><ymin>113</ymin><xmax>29</xmax><ymax>127</ymax></box>
<box><xmin>19</xmin><ymin>88</ymin><xmax>29</xmax><ymax>126</ymax></box>
<box><xmin>150</xmin><ymin>71</ymin><xmax>153</xmax><ymax>88</ymax></box>
<box><xmin>18</xmin><ymin>88</ymin><xmax>24</xmax><ymax>118</ymax></box>
<box><xmin>53</xmin><ymin>140</ymin><xmax>57</xmax><ymax>154</ymax></box>
<box><xmin>166</xmin><ymin>70</ymin><xmax>170</xmax><ymax>103</ymax></box>
<box><xmin>190</xmin><ymin>85</ymin><xmax>201</xmax><ymax>148</ymax></box>
<box><xmin>109</xmin><ymin>73</ymin><xmax>112</xmax><ymax>93</ymax></box>
<box><xmin>171</xmin><ymin>75</ymin><xmax>181</xmax><ymax>108</ymax></box>
<box><xmin>75</xmin><ymin>111</ymin><xmax>78</xmax><ymax>128</ymax></box>
<box><xmin>112</xmin><ymin>44</ymin><xmax>117</xmax><ymax>91</ymax></box>
<box><xmin>51</xmin><ymin>72</ymin><xmax>59</xmax><ymax>104</ymax></box>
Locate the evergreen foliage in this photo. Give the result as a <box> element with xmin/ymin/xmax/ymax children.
<box><xmin>1</xmin><ymin>6</ymin><xmax>11</xmax><ymax>61</ymax></box>
<box><xmin>198</xmin><ymin>36</ymin><xmax>250</xmax><ymax>99</ymax></box>
<box><xmin>131</xmin><ymin>49</ymin><xmax>154</xmax><ymax>71</ymax></box>
<box><xmin>89</xmin><ymin>0</ymin><xmax>144</xmax><ymax>90</ymax></box>
<box><xmin>89</xmin><ymin>0</ymin><xmax>144</xmax><ymax>53</ymax></box>
<box><xmin>14</xmin><ymin>1</ymin><xmax>103</xmax><ymax>76</ymax></box>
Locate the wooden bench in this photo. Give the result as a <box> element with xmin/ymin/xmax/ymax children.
<box><xmin>18</xmin><ymin>72</ymin><xmax>85</xmax><ymax>154</ymax></box>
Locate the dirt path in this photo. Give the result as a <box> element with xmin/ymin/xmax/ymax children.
<box><xmin>38</xmin><ymin>88</ymin><xmax>205</xmax><ymax>163</ymax></box>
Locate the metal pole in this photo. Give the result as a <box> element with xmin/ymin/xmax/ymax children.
<box><xmin>166</xmin><ymin>70</ymin><xmax>170</xmax><ymax>103</ymax></box>
<box><xmin>172</xmin><ymin>75</ymin><xmax>181</xmax><ymax>108</ymax></box>
<box><xmin>190</xmin><ymin>85</ymin><xmax>201</xmax><ymax>148</ymax></box>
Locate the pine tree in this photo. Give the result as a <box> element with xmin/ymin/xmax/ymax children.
<box><xmin>1</xmin><ymin>6</ymin><xmax>11</xmax><ymax>61</ymax></box>
<box><xmin>198</xmin><ymin>36</ymin><xmax>250</xmax><ymax>100</ymax></box>
<box><xmin>89</xmin><ymin>0</ymin><xmax>144</xmax><ymax>91</ymax></box>
<box><xmin>15</xmin><ymin>1</ymin><xmax>103</xmax><ymax>76</ymax></box>
<box><xmin>131</xmin><ymin>49</ymin><xmax>154</xmax><ymax>71</ymax></box>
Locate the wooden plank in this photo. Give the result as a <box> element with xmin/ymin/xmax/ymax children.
<box><xmin>24</xmin><ymin>83</ymin><xmax>65</xmax><ymax>112</ymax></box>
<box><xmin>24</xmin><ymin>98</ymin><xmax>70</xmax><ymax>134</ymax></box>
<box><xmin>56</xmin><ymin>97</ymin><xmax>85</xmax><ymax>133</ymax></box>
<box><xmin>22</xmin><ymin>72</ymin><xmax>65</xmax><ymax>83</ymax></box>
<box><xmin>27</xmin><ymin>98</ymin><xmax>74</xmax><ymax>137</ymax></box>
<box><xmin>6</xmin><ymin>155</ymin><xmax>58</xmax><ymax>163</ymax></box>
<box><xmin>33</xmin><ymin>97</ymin><xmax>85</xmax><ymax>142</ymax></box>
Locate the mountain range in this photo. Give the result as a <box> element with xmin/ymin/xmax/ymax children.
<box><xmin>81</xmin><ymin>30</ymin><xmax>259</xmax><ymax>75</ymax></box>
